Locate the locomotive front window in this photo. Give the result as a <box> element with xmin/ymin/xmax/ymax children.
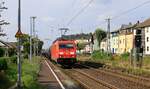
<box><xmin>59</xmin><ymin>44</ymin><xmax>74</xmax><ymax>49</ymax></box>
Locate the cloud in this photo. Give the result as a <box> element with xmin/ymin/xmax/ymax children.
<box><xmin>40</xmin><ymin>16</ymin><xmax>56</xmax><ymax>22</ymax></box>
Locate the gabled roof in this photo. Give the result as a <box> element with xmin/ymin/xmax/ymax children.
<box><xmin>120</xmin><ymin>23</ymin><xmax>133</xmax><ymax>30</ymax></box>
<box><xmin>0</xmin><ymin>40</ymin><xmax>16</xmax><ymax>48</ymax></box>
<box><xmin>6</xmin><ymin>42</ymin><xmax>17</xmax><ymax>48</ymax></box>
<box><xmin>136</xmin><ymin>18</ymin><xmax>150</xmax><ymax>28</ymax></box>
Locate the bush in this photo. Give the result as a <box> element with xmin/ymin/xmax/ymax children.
<box><xmin>92</xmin><ymin>51</ymin><xmax>113</xmax><ymax>60</ymax></box>
<box><xmin>22</xmin><ymin>75</ymin><xmax>34</xmax><ymax>88</ymax></box>
<box><xmin>21</xmin><ymin>57</ymin><xmax>43</xmax><ymax>89</ymax></box>
<box><xmin>8</xmin><ymin>48</ymin><xmax>16</xmax><ymax>57</ymax></box>
<box><xmin>10</xmin><ymin>56</ymin><xmax>17</xmax><ymax>64</ymax></box>
<box><xmin>0</xmin><ymin>72</ymin><xmax>12</xmax><ymax>89</ymax></box>
<box><xmin>0</xmin><ymin>48</ymin><xmax>5</xmax><ymax>57</ymax></box>
<box><xmin>121</xmin><ymin>52</ymin><xmax>130</xmax><ymax>60</ymax></box>
<box><xmin>23</xmin><ymin>53</ymin><xmax>29</xmax><ymax>59</ymax></box>
<box><xmin>0</xmin><ymin>58</ymin><xmax>8</xmax><ymax>71</ymax></box>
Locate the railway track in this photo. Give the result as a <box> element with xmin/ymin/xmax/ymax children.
<box><xmin>44</xmin><ymin>59</ymin><xmax>150</xmax><ymax>89</ymax></box>
<box><xmin>101</xmin><ymin>68</ymin><xmax>150</xmax><ymax>86</ymax></box>
<box><xmin>46</xmin><ymin>60</ymin><xmax>108</xmax><ymax>89</ymax></box>
<box><xmin>64</xmin><ymin>68</ymin><xmax>118</xmax><ymax>89</ymax></box>
<box><xmin>70</xmin><ymin>64</ymin><xmax>150</xmax><ymax>89</ymax></box>
<box><xmin>45</xmin><ymin>59</ymin><xmax>83</xmax><ymax>89</ymax></box>
<box><xmin>84</xmin><ymin>63</ymin><xmax>150</xmax><ymax>82</ymax></box>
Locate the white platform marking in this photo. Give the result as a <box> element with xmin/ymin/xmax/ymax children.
<box><xmin>45</xmin><ymin>60</ymin><xmax>65</xmax><ymax>89</ymax></box>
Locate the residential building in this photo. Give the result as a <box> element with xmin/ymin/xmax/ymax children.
<box><xmin>110</xmin><ymin>31</ymin><xmax>119</xmax><ymax>54</ymax></box>
<box><xmin>117</xmin><ymin>23</ymin><xmax>135</xmax><ymax>54</ymax></box>
<box><xmin>109</xmin><ymin>23</ymin><xmax>136</xmax><ymax>54</ymax></box>
<box><xmin>136</xmin><ymin>18</ymin><xmax>150</xmax><ymax>55</ymax></box>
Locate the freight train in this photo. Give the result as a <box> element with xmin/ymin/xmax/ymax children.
<box><xmin>50</xmin><ymin>38</ymin><xmax>77</xmax><ymax>66</ymax></box>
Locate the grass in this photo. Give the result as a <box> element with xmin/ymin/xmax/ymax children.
<box><xmin>21</xmin><ymin>56</ymin><xmax>44</xmax><ymax>89</ymax></box>
<box><xmin>91</xmin><ymin>51</ymin><xmax>113</xmax><ymax>61</ymax></box>
<box><xmin>82</xmin><ymin>51</ymin><xmax>150</xmax><ymax>77</ymax></box>
<box><xmin>91</xmin><ymin>51</ymin><xmax>131</xmax><ymax>67</ymax></box>
<box><xmin>143</xmin><ymin>56</ymin><xmax>150</xmax><ymax>70</ymax></box>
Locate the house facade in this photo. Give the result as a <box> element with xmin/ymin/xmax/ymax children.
<box><xmin>125</xmin><ymin>34</ymin><xmax>134</xmax><ymax>53</ymax></box>
<box><xmin>144</xmin><ymin>27</ymin><xmax>150</xmax><ymax>55</ymax></box>
<box><xmin>96</xmin><ymin>18</ymin><xmax>150</xmax><ymax>55</ymax></box>
<box><xmin>118</xmin><ymin>34</ymin><xmax>126</xmax><ymax>54</ymax></box>
<box><xmin>109</xmin><ymin>23</ymin><xmax>135</xmax><ymax>54</ymax></box>
<box><xmin>110</xmin><ymin>31</ymin><xmax>119</xmax><ymax>54</ymax></box>
<box><xmin>136</xmin><ymin>18</ymin><xmax>150</xmax><ymax>55</ymax></box>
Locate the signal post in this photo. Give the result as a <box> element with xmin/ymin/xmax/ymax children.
<box><xmin>15</xmin><ymin>0</ymin><xmax>23</xmax><ymax>88</ymax></box>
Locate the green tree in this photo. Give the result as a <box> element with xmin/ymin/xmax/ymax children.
<box><xmin>20</xmin><ymin>34</ymin><xmax>44</xmax><ymax>57</ymax></box>
<box><xmin>95</xmin><ymin>28</ymin><xmax>107</xmax><ymax>49</ymax></box>
<box><xmin>21</xmin><ymin>34</ymin><xmax>30</xmax><ymax>58</ymax></box>
<box><xmin>77</xmin><ymin>43</ymin><xmax>86</xmax><ymax>53</ymax></box>
<box><xmin>37</xmin><ymin>41</ymin><xmax>44</xmax><ymax>54</ymax></box>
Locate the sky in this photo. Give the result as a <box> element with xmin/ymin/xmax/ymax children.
<box><xmin>1</xmin><ymin>0</ymin><xmax>150</xmax><ymax>48</ymax></box>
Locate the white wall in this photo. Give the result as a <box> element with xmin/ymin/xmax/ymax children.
<box><xmin>145</xmin><ymin>27</ymin><xmax>150</xmax><ymax>55</ymax></box>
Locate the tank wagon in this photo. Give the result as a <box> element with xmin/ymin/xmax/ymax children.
<box><xmin>50</xmin><ymin>39</ymin><xmax>77</xmax><ymax>66</ymax></box>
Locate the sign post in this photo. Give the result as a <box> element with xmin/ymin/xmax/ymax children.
<box><xmin>15</xmin><ymin>0</ymin><xmax>23</xmax><ymax>88</ymax></box>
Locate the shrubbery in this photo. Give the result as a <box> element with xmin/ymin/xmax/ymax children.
<box><xmin>10</xmin><ymin>56</ymin><xmax>17</xmax><ymax>64</ymax></box>
<box><xmin>0</xmin><ymin>48</ymin><xmax>5</xmax><ymax>57</ymax></box>
<box><xmin>0</xmin><ymin>56</ymin><xmax>43</xmax><ymax>89</ymax></box>
<box><xmin>0</xmin><ymin>56</ymin><xmax>17</xmax><ymax>89</ymax></box>
<box><xmin>0</xmin><ymin>72</ymin><xmax>12</xmax><ymax>89</ymax></box>
<box><xmin>0</xmin><ymin>58</ymin><xmax>8</xmax><ymax>71</ymax></box>
<box><xmin>121</xmin><ymin>52</ymin><xmax>130</xmax><ymax>60</ymax></box>
<box><xmin>8</xmin><ymin>48</ymin><xmax>16</xmax><ymax>57</ymax></box>
<box><xmin>92</xmin><ymin>51</ymin><xmax>130</xmax><ymax>61</ymax></box>
<box><xmin>92</xmin><ymin>51</ymin><xmax>113</xmax><ymax>60</ymax></box>
<box><xmin>23</xmin><ymin>53</ymin><xmax>29</xmax><ymax>59</ymax></box>
<box><xmin>21</xmin><ymin>57</ymin><xmax>43</xmax><ymax>89</ymax></box>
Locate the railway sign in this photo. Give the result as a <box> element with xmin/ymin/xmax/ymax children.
<box><xmin>15</xmin><ymin>29</ymin><xmax>23</xmax><ymax>38</ymax></box>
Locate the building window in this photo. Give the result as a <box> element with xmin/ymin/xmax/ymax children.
<box><xmin>147</xmin><ymin>37</ymin><xmax>149</xmax><ymax>42</ymax></box>
<box><xmin>123</xmin><ymin>39</ymin><xmax>125</xmax><ymax>43</ymax></box>
<box><xmin>147</xmin><ymin>28</ymin><xmax>149</xmax><ymax>33</ymax></box>
<box><xmin>147</xmin><ymin>46</ymin><xmax>149</xmax><ymax>51</ymax></box>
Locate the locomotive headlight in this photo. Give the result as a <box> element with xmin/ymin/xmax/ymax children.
<box><xmin>59</xmin><ymin>52</ymin><xmax>64</xmax><ymax>55</ymax></box>
<box><xmin>70</xmin><ymin>52</ymin><xmax>75</xmax><ymax>55</ymax></box>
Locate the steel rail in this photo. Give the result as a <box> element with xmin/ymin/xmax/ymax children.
<box><xmin>71</xmin><ymin>69</ymin><xmax>118</xmax><ymax>89</ymax></box>
<box><xmin>81</xmin><ymin>64</ymin><xmax>150</xmax><ymax>88</ymax></box>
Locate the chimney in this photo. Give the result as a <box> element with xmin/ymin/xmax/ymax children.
<box><xmin>129</xmin><ymin>22</ymin><xmax>132</xmax><ymax>25</ymax></box>
<box><xmin>137</xmin><ymin>21</ymin><xmax>140</xmax><ymax>24</ymax></box>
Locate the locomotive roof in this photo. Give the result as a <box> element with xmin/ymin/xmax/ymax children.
<box><xmin>52</xmin><ymin>37</ymin><xmax>74</xmax><ymax>44</ymax></box>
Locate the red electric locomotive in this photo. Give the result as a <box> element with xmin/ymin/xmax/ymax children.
<box><xmin>50</xmin><ymin>39</ymin><xmax>77</xmax><ymax>66</ymax></box>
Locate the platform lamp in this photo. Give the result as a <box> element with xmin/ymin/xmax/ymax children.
<box><xmin>15</xmin><ymin>0</ymin><xmax>23</xmax><ymax>88</ymax></box>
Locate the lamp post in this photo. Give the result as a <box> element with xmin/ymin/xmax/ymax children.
<box><xmin>30</xmin><ymin>16</ymin><xmax>36</xmax><ymax>56</ymax></box>
<box><xmin>30</xmin><ymin>17</ymin><xmax>32</xmax><ymax>61</ymax></box>
<box><xmin>15</xmin><ymin>0</ymin><xmax>23</xmax><ymax>88</ymax></box>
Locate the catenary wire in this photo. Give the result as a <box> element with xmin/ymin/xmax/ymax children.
<box><xmin>67</xmin><ymin>0</ymin><xmax>94</xmax><ymax>26</ymax></box>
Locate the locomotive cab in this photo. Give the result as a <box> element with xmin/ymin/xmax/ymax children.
<box><xmin>57</xmin><ymin>43</ymin><xmax>77</xmax><ymax>65</ymax></box>
<box><xmin>50</xmin><ymin>39</ymin><xmax>77</xmax><ymax>66</ymax></box>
